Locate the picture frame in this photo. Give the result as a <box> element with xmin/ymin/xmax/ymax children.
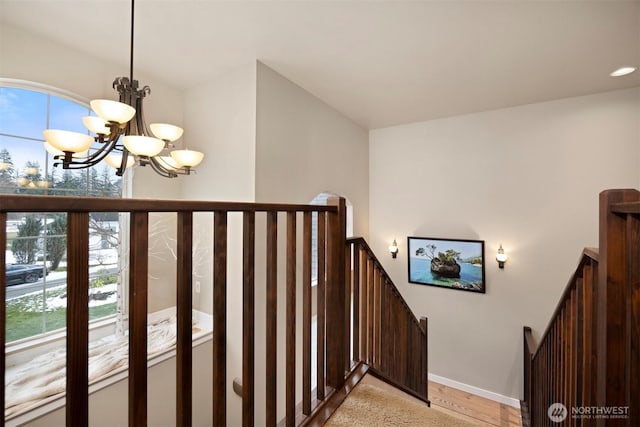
<box><xmin>407</xmin><ymin>236</ymin><xmax>485</xmax><ymax>293</ymax></box>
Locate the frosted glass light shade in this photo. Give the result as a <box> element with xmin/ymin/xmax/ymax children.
<box><xmin>123</xmin><ymin>135</ymin><xmax>165</xmax><ymax>157</ymax></box>
<box><xmin>105</xmin><ymin>153</ymin><xmax>135</xmax><ymax>169</ymax></box>
<box><xmin>43</xmin><ymin>129</ymin><xmax>94</xmax><ymax>153</ymax></box>
<box><xmin>90</xmin><ymin>99</ymin><xmax>135</xmax><ymax>124</ymax></box>
<box><xmin>170</xmin><ymin>149</ymin><xmax>204</xmax><ymax>168</ymax></box>
<box><xmin>24</xmin><ymin>167</ymin><xmax>39</xmax><ymax>176</ymax></box>
<box><xmin>0</xmin><ymin>162</ymin><xmax>10</xmax><ymax>171</ymax></box>
<box><xmin>150</xmin><ymin>123</ymin><xmax>183</xmax><ymax>142</ymax></box>
<box><xmin>82</xmin><ymin>116</ymin><xmax>110</xmax><ymax>135</ymax></box>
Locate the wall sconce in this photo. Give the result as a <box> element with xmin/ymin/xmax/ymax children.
<box><xmin>496</xmin><ymin>244</ymin><xmax>508</xmax><ymax>269</ymax></box>
<box><xmin>389</xmin><ymin>239</ymin><xmax>399</xmax><ymax>259</ymax></box>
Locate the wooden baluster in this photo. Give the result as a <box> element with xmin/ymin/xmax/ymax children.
<box><xmin>575</xmin><ymin>277</ymin><xmax>584</xmax><ymax>414</ymax></box>
<box><xmin>265</xmin><ymin>211</ymin><xmax>277</xmax><ymax>425</ymax></box>
<box><xmin>316</xmin><ymin>211</ymin><xmax>326</xmax><ymax>401</ymax></box>
<box><xmin>420</xmin><ymin>317</ymin><xmax>428</xmax><ymax>402</ymax></box>
<box><xmin>67</xmin><ymin>212</ymin><xmax>90</xmax><ymax>427</ymax></box>
<box><xmin>302</xmin><ymin>212</ymin><xmax>312</xmax><ymax>416</ymax></box>
<box><xmin>213</xmin><ymin>211</ymin><xmax>227</xmax><ymax>426</ymax></box>
<box><xmin>367</xmin><ymin>258</ymin><xmax>374</xmax><ymax>364</ymax></box>
<box><xmin>326</xmin><ymin>197</ymin><xmax>346</xmax><ymax>390</ymax></box>
<box><xmin>582</xmin><ymin>263</ymin><xmax>593</xmax><ymax>425</ymax></box>
<box><xmin>176</xmin><ymin>212</ymin><xmax>193</xmax><ymax>427</ymax></box>
<box><xmin>372</xmin><ymin>267</ymin><xmax>379</xmax><ymax>368</ymax></box>
<box><xmin>285</xmin><ymin>212</ymin><xmax>296</xmax><ymax>427</ymax></box>
<box><xmin>0</xmin><ymin>212</ymin><xmax>6</xmax><ymax>423</ymax></box>
<box><xmin>243</xmin><ymin>212</ymin><xmax>256</xmax><ymax>427</ymax></box>
<box><xmin>352</xmin><ymin>242</ymin><xmax>360</xmax><ymax>363</ymax></box>
<box><xmin>344</xmin><ymin>241</ymin><xmax>351</xmax><ymax>371</ymax></box>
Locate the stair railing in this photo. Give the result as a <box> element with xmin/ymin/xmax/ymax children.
<box><xmin>523</xmin><ymin>189</ymin><xmax>640</xmax><ymax>426</ymax></box>
<box><xmin>346</xmin><ymin>237</ymin><xmax>429</xmax><ymax>403</ymax></box>
<box><xmin>0</xmin><ymin>194</ymin><xmax>348</xmax><ymax>427</ymax></box>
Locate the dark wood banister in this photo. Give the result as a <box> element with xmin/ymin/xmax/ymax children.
<box><xmin>346</xmin><ymin>236</ymin><xmax>429</xmax><ymax>404</ymax></box>
<box><xmin>0</xmin><ymin>194</ymin><xmax>430</xmax><ymax>426</ymax></box>
<box><xmin>346</xmin><ymin>237</ymin><xmax>425</xmax><ymax>334</ymax></box>
<box><xmin>522</xmin><ymin>189</ymin><xmax>640</xmax><ymax>427</ymax></box>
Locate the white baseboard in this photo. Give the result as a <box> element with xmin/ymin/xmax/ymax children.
<box><xmin>428</xmin><ymin>373</ymin><xmax>521</xmax><ymax>409</ymax></box>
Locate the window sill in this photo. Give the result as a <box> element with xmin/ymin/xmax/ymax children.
<box><xmin>5</xmin><ymin>307</ymin><xmax>213</xmax><ymax>426</ymax></box>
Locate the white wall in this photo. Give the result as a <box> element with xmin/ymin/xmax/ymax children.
<box><xmin>255</xmin><ymin>61</ymin><xmax>369</xmax><ymax>236</ymax></box>
<box><xmin>369</xmin><ymin>87</ymin><xmax>640</xmax><ymax>401</ymax></box>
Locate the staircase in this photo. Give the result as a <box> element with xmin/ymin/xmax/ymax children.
<box><xmin>522</xmin><ymin>189</ymin><xmax>640</xmax><ymax>426</ymax></box>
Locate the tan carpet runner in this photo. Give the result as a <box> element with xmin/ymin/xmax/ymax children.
<box><xmin>325</xmin><ymin>382</ymin><xmax>477</xmax><ymax>427</ymax></box>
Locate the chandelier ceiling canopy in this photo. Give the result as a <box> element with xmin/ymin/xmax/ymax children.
<box><xmin>42</xmin><ymin>0</ymin><xmax>204</xmax><ymax>179</ymax></box>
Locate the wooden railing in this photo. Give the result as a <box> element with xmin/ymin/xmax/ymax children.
<box><xmin>523</xmin><ymin>189</ymin><xmax>640</xmax><ymax>426</ymax></box>
<box><xmin>0</xmin><ymin>194</ymin><xmax>352</xmax><ymax>427</ymax></box>
<box><xmin>347</xmin><ymin>237</ymin><xmax>429</xmax><ymax>403</ymax></box>
<box><xmin>1</xmin><ymin>195</ymin><xmax>430</xmax><ymax>426</ymax></box>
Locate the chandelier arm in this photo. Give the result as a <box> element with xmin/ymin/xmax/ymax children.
<box><xmin>154</xmin><ymin>156</ymin><xmax>192</xmax><ymax>176</ymax></box>
<box><xmin>116</xmin><ymin>149</ymin><xmax>133</xmax><ymax>177</ymax></box>
<box><xmin>148</xmin><ymin>156</ymin><xmax>179</xmax><ymax>178</ymax></box>
<box><xmin>54</xmin><ymin>136</ymin><xmax>124</xmax><ymax>170</ymax></box>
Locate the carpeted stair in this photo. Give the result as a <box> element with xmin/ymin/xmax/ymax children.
<box><xmin>325</xmin><ymin>382</ymin><xmax>477</xmax><ymax>427</ymax></box>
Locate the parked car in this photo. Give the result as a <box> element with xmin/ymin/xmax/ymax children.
<box><xmin>5</xmin><ymin>264</ymin><xmax>47</xmax><ymax>286</ymax></box>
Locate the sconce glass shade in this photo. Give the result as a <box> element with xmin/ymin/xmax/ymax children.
<box><xmin>388</xmin><ymin>239</ymin><xmax>399</xmax><ymax>258</ymax></box>
<box><xmin>496</xmin><ymin>244</ymin><xmax>508</xmax><ymax>268</ymax></box>
<box><xmin>150</xmin><ymin>123</ymin><xmax>184</xmax><ymax>142</ymax></box>
<box><xmin>170</xmin><ymin>149</ymin><xmax>204</xmax><ymax>168</ymax></box>
<box><xmin>90</xmin><ymin>99</ymin><xmax>136</xmax><ymax>124</ymax></box>
<box><xmin>36</xmin><ymin>180</ymin><xmax>50</xmax><ymax>188</ymax></box>
<box><xmin>0</xmin><ymin>162</ymin><xmax>10</xmax><ymax>171</ymax></box>
<box><xmin>43</xmin><ymin>129</ymin><xmax>94</xmax><ymax>153</ymax></box>
<box><xmin>104</xmin><ymin>153</ymin><xmax>135</xmax><ymax>169</ymax></box>
<box><xmin>24</xmin><ymin>167</ymin><xmax>39</xmax><ymax>176</ymax></box>
<box><xmin>123</xmin><ymin>135</ymin><xmax>165</xmax><ymax>157</ymax></box>
<box><xmin>82</xmin><ymin>116</ymin><xmax>110</xmax><ymax>135</ymax></box>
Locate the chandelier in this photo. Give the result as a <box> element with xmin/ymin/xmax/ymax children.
<box><xmin>42</xmin><ymin>0</ymin><xmax>203</xmax><ymax>178</ymax></box>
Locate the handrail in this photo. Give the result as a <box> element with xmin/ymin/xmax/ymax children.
<box><xmin>346</xmin><ymin>237</ymin><xmax>424</xmax><ymax>332</ymax></box>
<box><xmin>531</xmin><ymin>248</ymin><xmax>598</xmax><ymax>360</ymax></box>
<box><xmin>346</xmin><ymin>236</ymin><xmax>429</xmax><ymax>403</ymax></box>
<box><xmin>0</xmin><ymin>194</ymin><xmax>337</xmax><ymax>213</ymax></box>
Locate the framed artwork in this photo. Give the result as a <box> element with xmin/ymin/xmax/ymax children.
<box><xmin>407</xmin><ymin>236</ymin><xmax>485</xmax><ymax>293</ymax></box>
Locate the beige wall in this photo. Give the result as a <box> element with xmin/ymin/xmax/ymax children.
<box><xmin>255</xmin><ymin>62</ymin><xmax>369</xmax><ymax>236</ymax></box>
<box><xmin>369</xmin><ymin>87</ymin><xmax>640</xmax><ymax>401</ymax></box>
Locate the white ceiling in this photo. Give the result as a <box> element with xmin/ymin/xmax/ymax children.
<box><xmin>2</xmin><ymin>0</ymin><xmax>639</xmax><ymax>129</ymax></box>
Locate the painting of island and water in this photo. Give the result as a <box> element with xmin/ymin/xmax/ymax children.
<box><xmin>407</xmin><ymin>236</ymin><xmax>485</xmax><ymax>293</ymax></box>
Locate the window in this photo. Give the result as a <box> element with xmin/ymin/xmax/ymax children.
<box><xmin>310</xmin><ymin>192</ymin><xmax>353</xmax><ymax>285</ymax></box>
<box><xmin>1</xmin><ymin>81</ymin><xmax>125</xmax><ymax>343</ymax></box>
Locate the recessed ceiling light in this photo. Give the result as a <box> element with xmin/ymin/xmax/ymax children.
<box><xmin>610</xmin><ymin>66</ymin><xmax>637</xmax><ymax>77</ymax></box>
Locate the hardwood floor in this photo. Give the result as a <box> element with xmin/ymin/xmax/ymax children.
<box><xmin>359</xmin><ymin>375</ymin><xmax>522</xmax><ymax>427</ymax></box>
<box><xmin>428</xmin><ymin>381</ymin><xmax>522</xmax><ymax>427</ymax></box>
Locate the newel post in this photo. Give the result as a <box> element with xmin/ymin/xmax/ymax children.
<box><xmin>597</xmin><ymin>189</ymin><xmax>640</xmax><ymax>415</ymax></box>
<box><xmin>326</xmin><ymin>197</ymin><xmax>347</xmax><ymax>390</ymax></box>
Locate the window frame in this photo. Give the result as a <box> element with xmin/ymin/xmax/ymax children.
<box><xmin>1</xmin><ymin>78</ymin><xmax>130</xmax><ymax>349</ymax></box>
